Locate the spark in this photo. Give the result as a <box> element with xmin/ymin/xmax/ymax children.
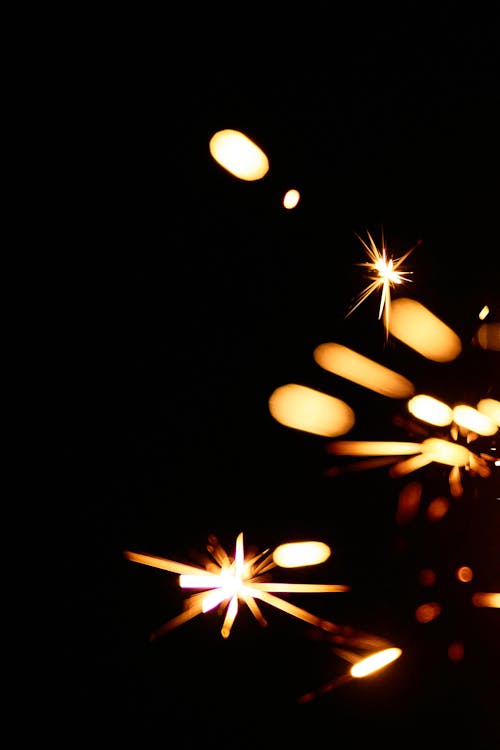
<box><xmin>346</xmin><ymin>229</ymin><xmax>420</xmax><ymax>338</ymax></box>
<box><xmin>124</xmin><ymin>532</ymin><xmax>350</xmax><ymax>640</ymax></box>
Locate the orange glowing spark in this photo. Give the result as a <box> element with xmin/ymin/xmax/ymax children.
<box><xmin>347</xmin><ymin>230</ymin><xmax>419</xmax><ymax>338</ymax></box>
<box><xmin>124</xmin><ymin>532</ymin><xmax>350</xmax><ymax>640</ymax></box>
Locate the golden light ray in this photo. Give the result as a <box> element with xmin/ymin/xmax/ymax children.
<box><xmin>125</xmin><ymin>532</ymin><xmax>350</xmax><ymax>640</ymax></box>
<box><xmin>346</xmin><ymin>229</ymin><xmax>419</xmax><ymax>338</ymax></box>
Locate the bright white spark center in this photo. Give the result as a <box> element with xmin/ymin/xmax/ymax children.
<box><xmin>347</xmin><ymin>230</ymin><xmax>418</xmax><ymax>338</ymax></box>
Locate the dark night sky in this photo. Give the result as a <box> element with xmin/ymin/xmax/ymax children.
<box><xmin>49</xmin><ymin>7</ymin><xmax>500</xmax><ymax>748</ymax></box>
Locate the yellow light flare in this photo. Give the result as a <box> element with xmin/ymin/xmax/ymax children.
<box><xmin>313</xmin><ymin>342</ymin><xmax>415</xmax><ymax>398</ymax></box>
<box><xmin>471</xmin><ymin>592</ymin><xmax>500</xmax><ymax>608</ymax></box>
<box><xmin>209</xmin><ymin>129</ymin><xmax>269</xmax><ymax>181</ymax></box>
<box><xmin>453</xmin><ymin>404</ymin><xmax>498</xmax><ymax>436</ymax></box>
<box><xmin>273</xmin><ymin>541</ymin><xmax>331</xmax><ymax>568</ymax></box>
<box><xmin>283</xmin><ymin>188</ymin><xmax>300</xmax><ymax>209</ymax></box>
<box><xmin>268</xmin><ymin>384</ymin><xmax>355</xmax><ymax>437</ymax></box>
<box><xmin>476</xmin><ymin>322</ymin><xmax>500</xmax><ymax>351</ymax></box>
<box><xmin>407</xmin><ymin>394</ymin><xmax>453</xmax><ymax>426</ymax></box>
<box><xmin>388</xmin><ymin>297</ymin><xmax>462</xmax><ymax>361</ymax></box>
<box><xmin>477</xmin><ymin>398</ymin><xmax>500</xmax><ymax>426</ymax></box>
<box><xmin>478</xmin><ymin>305</ymin><xmax>489</xmax><ymax>320</ymax></box>
<box><xmin>124</xmin><ymin>533</ymin><xmax>350</xmax><ymax>640</ymax></box>
<box><xmin>346</xmin><ymin>230</ymin><xmax>419</xmax><ymax>338</ymax></box>
<box><xmin>350</xmin><ymin>647</ymin><xmax>402</xmax><ymax>678</ymax></box>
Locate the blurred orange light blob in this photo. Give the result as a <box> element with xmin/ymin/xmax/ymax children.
<box><xmin>396</xmin><ymin>481</ymin><xmax>422</xmax><ymax>525</ymax></box>
<box><xmin>418</xmin><ymin>568</ymin><xmax>437</xmax><ymax>586</ymax></box>
<box><xmin>314</xmin><ymin>342</ymin><xmax>415</xmax><ymax>398</ymax></box>
<box><xmin>407</xmin><ymin>394</ymin><xmax>453</xmax><ymax>426</ymax></box>
<box><xmin>426</xmin><ymin>496</ymin><xmax>450</xmax><ymax>521</ymax></box>
<box><xmin>388</xmin><ymin>297</ymin><xmax>462</xmax><ymax>361</ymax></box>
<box><xmin>283</xmin><ymin>189</ymin><xmax>300</xmax><ymax>209</ymax></box>
<box><xmin>472</xmin><ymin>592</ymin><xmax>500</xmax><ymax>608</ymax></box>
<box><xmin>477</xmin><ymin>398</ymin><xmax>500</xmax><ymax>426</ymax></box>
<box><xmin>268</xmin><ymin>384</ymin><xmax>355</xmax><ymax>437</ymax></box>
<box><xmin>209</xmin><ymin>129</ymin><xmax>269</xmax><ymax>181</ymax></box>
<box><xmin>478</xmin><ymin>305</ymin><xmax>489</xmax><ymax>320</ymax></box>
<box><xmin>350</xmin><ymin>647</ymin><xmax>402</xmax><ymax>678</ymax></box>
<box><xmin>415</xmin><ymin>602</ymin><xmax>442</xmax><ymax>623</ymax></box>
<box><xmin>453</xmin><ymin>404</ymin><xmax>498</xmax><ymax>436</ymax></box>
<box><xmin>273</xmin><ymin>541</ymin><xmax>331</xmax><ymax>568</ymax></box>
<box><xmin>421</xmin><ymin>437</ymin><xmax>470</xmax><ymax>466</ymax></box>
<box><xmin>448</xmin><ymin>641</ymin><xmax>464</xmax><ymax>662</ymax></box>
<box><xmin>455</xmin><ymin>566</ymin><xmax>474</xmax><ymax>583</ymax></box>
<box><xmin>476</xmin><ymin>322</ymin><xmax>500</xmax><ymax>351</ymax></box>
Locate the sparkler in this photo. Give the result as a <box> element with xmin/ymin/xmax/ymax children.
<box><xmin>124</xmin><ymin>532</ymin><xmax>351</xmax><ymax>640</ymax></box>
<box><xmin>346</xmin><ymin>229</ymin><xmax>420</xmax><ymax>338</ymax></box>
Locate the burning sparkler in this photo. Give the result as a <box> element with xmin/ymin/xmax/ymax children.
<box><xmin>346</xmin><ymin>229</ymin><xmax>420</xmax><ymax>338</ymax></box>
<box><xmin>124</xmin><ymin>532</ymin><xmax>351</xmax><ymax>640</ymax></box>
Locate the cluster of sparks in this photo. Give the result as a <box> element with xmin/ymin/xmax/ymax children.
<box><xmin>125</xmin><ymin>532</ymin><xmax>351</xmax><ymax>640</ymax></box>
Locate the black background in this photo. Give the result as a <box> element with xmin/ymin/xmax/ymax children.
<box><xmin>47</xmin><ymin>6</ymin><xmax>500</xmax><ymax>748</ymax></box>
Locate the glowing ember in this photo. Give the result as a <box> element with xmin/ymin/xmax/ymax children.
<box><xmin>124</xmin><ymin>532</ymin><xmax>350</xmax><ymax>639</ymax></box>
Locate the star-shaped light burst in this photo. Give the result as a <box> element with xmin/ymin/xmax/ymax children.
<box><xmin>124</xmin><ymin>532</ymin><xmax>350</xmax><ymax>640</ymax></box>
<box><xmin>346</xmin><ymin>229</ymin><xmax>420</xmax><ymax>338</ymax></box>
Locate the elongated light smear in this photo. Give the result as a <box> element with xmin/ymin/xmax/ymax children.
<box><xmin>453</xmin><ymin>404</ymin><xmax>498</xmax><ymax>436</ymax></box>
<box><xmin>477</xmin><ymin>398</ymin><xmax>500</xmax><ymax>426</ymax></box>
<box><xmin>350</xmin><ymin>647</ymin><xmax>402</xmax><ymax>677</ymax></box>
<box><xmin>407</xmin><ymin>394</ymin><xmax>453</xmax><ymax>426</ymax></box>
<box><xmin>314</xmin><ymin>342</ymin><xmax>414</xmax><ymax>398</ymax></box>
<box><xmin>273</xmin><ymin>541</ymin><xmax>331</xmax><ymax>568</ymax></box>
<box><xmin>268</xmin><ymin>384</ymin><xmax>355</xmax><ymax>437</ymax></box>
<box><xmin>388</xmin><ymin>298</ymin><xmax>462</xmax><ymax>361</ymax></box>
<box><xmin>327</xmin><ymin>440</ymin><xmax>421</xmax><ymax>456</ymax></box>
<box><xmin>209</xmin><ymin>129</ymin><xmax>269</xmax><ymax>181</ymax></box>
<box><xmin>476</xmin><ymin>322</ymin><xmax>500</xmax><ymax>351</ymax></box>
<box><xmin>472</xmin><ymin>592</ymin><xmax>500</xmax><ymax>608</ymax></box>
